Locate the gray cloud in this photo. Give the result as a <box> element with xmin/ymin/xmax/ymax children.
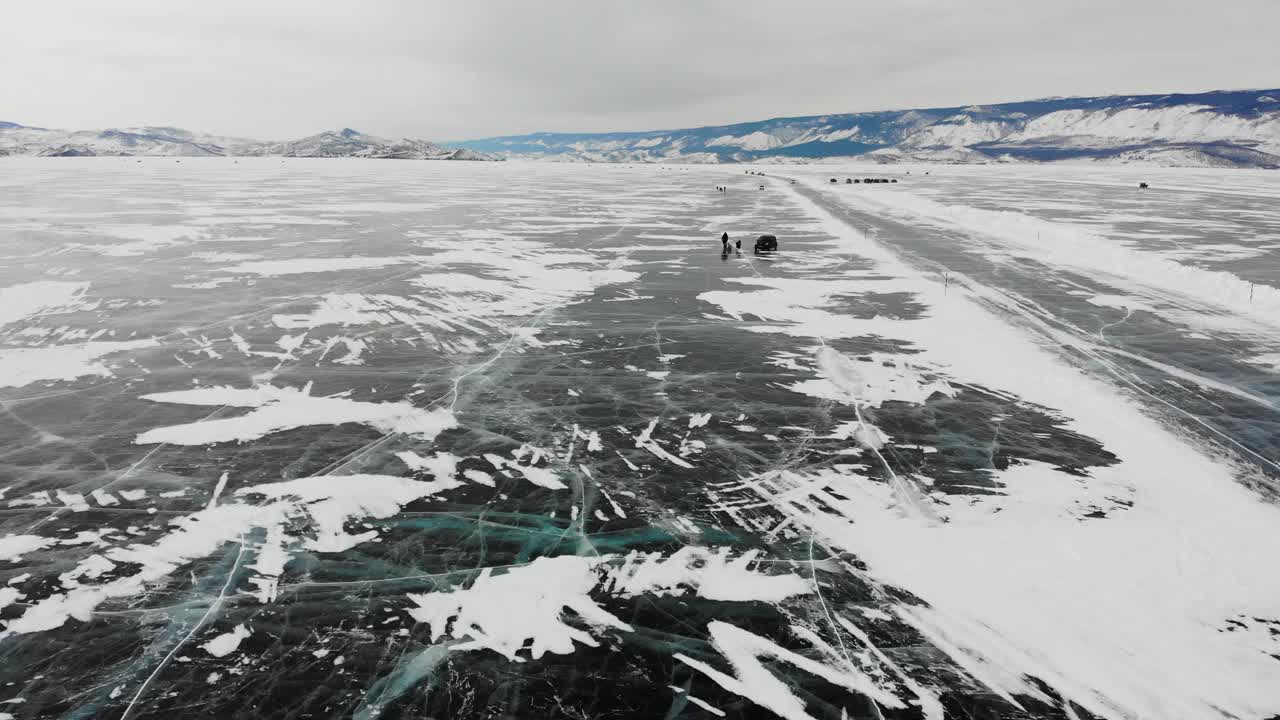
<box><xmin>3</xmin><ymin>0</ymin><xmax>1277</xmax><ymax>141</ymax></box>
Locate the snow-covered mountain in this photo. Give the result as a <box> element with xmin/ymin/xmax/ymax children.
<box><xmin>0</xmin><ymin>123</ymin><xmax>254</xmax><ymax>157</ymax></box>
<box><xmin>9</xmin><ymin>89</ymin><xmax>1276</xmax><ymax>167</ymax></box>
<box><xmin>456</xmin><ymin>89</ymin><xmax>1280</xmax><ymax>167</ymax></box>
<box><xmin>244</xmin><ymin>128</ymin><xmax>487</xmax><ymax>160</ymax></box>
<box><xmin>0</xmin><ymin>124</ymin><xmax>494</xmax><ymax>160</ymax></box>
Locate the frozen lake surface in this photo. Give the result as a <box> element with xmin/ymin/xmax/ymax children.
<box><xmin>1</xmin><ymin>158</ymin><xmax>1279</xmax><ymax>720</ymax></box>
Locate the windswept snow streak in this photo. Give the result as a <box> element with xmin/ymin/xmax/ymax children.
<box><xmin>825</xmin><ymin>180</ymin><xmax>1280</xmax><ymax>329</ymax></box>
<box><xmin>221</xmin><ymin>257</ymin><xmax>407</xmax><ymax>276</ymax></box>
<box><xmin>264</xmin><ymin>242</ymin><xmax>642</xmax><ymax>355</ymax></box>
<box><xmin>135</xmin><ymin>384</ymin><xmax>457</xmax><ymax>445</ymax></box>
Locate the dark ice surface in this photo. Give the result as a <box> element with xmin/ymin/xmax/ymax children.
<box><xmin>1</xmin><ymin>159</ymin><xmax>1277</xmax><ymax>720</ymax></box>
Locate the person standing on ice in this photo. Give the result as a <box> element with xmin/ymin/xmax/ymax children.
<box><xmin>721</xmin><ymin>232</ymin><xmax>730</xmax><ymax>251</ymax></box>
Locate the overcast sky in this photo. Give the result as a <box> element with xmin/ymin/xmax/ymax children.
<box><xmin>3</xmin><ymin>0</ymin><xmax>1278</xmax><ymax>141</ymax></box>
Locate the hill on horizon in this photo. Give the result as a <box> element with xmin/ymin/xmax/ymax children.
<box><xmin>454</xmin><ymin>88</ymin><xmax>1280</xmax><ymax>168</ymax></box>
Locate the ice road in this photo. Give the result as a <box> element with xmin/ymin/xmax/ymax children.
<box><xmin>1</xmin><ymin>157</ymin><xmax>1279</xmax><ymax>720</ymax></box>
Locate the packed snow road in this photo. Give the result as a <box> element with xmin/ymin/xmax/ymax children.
<box><xmin>788</xmin><ymin>166</ymin><xmax>1280</xmax><ymax>486</ymax></box>
<box><xmin>0</xmin><ymin>158</ymin><xmax>1278</xmax><ymax>720</ymax></box>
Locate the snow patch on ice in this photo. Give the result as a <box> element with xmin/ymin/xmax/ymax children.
<box><xmin>3</xmin><ymin>470</ymin><xmax>468</xmax><ymax>636</ymax></box>
<box><xmin>801</xmin><ymin>347</ymin><xmax>956</xmax><ymax>409</ymax></box>
<box><xmin>408</xmin><ymin>555</ymin><xmax>629</xmax><ymax>662</ymax></box>
<box><xmin>396</xmin><ymin>450</ymin><xmax>458</xmax><ymax>477</ymax></box>
<box><xmin>0</xmin><ymin>281</ymin><xmax>91</xmax><ymax>328</ymax></box>
<box><xmin>603</xmin><ymin>547</ymin><xmax>811</xmax><ymax>602</ymax></box>
<box><xmin>674</xmin><ymin>621</ymin><xmax>905</xmax><ymax>720</ymax></box>
<box><xmin>136</xmin><ymin>383</ymin><xmax>457</xmax><ymax>445</ymax></box>
<box><xmin>407</xmin><ymin>548</ymin><xmax>810</xmax><ymax>662</ymax></box>
<box><xmin>0</xmin><ymin>535</ymin><xmax>53</xmax><ymax>562</ymax></box>
<box><xmin>202</xmin><ymin>624</ymin><xmax>251</xmax><ymax>657</ymax></box>
<box><xmin>235</xmin><ymin>473</ymin><xmax>464</xmax><ymax>552</ymax></box>
<box><xmin>633</xmin><ymin>418</ymin><xmax>695</xmax><ymax>468</ymax></box>
<box><xmin>0</xmin><ymin>340</ymin><xmax>155</xmax><ymax>388</ymax></box>
<box><xmin>1244</xmin><ymin>352</ymin><xmax>1280</xmax><ymax>372</ymax></box>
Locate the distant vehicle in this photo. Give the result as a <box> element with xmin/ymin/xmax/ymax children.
<box><xmin>1139</xmin><ymin>182</ymin><xmax>1149</xmax><ymax>188</ymax></box>
<box><xmin>891</xmin><ymin>179</ymin><xmax>898</xmax><ymax>183</ymax></box>
<box><xmin>754</xmin><ymin>234</ymin><xmax>778</xmax><ymax>252</ymax></box>
<box><xmin>830</xmin><ymin>178</ymin><xmax>838</xmax><ymax>183</ymax></box>
<box><xmin>845</xmin><ymin>178</ymin><xmax>853</xmax><ymax>184</ymax></box>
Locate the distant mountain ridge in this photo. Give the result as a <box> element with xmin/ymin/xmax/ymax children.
<box><xmin>455</xmin><ymin>89</ymin><xmax>1280</xmax><ymax>168</ymax></box>
<box><xmin>0</xmin><ymin>124</ymin><xmax>495</xmax><ymax>160</ymax></box>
